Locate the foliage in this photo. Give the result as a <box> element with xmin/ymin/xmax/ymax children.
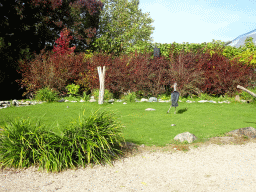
<box><xmin>53</xmin><ymin>28</ymin><xmax>76</xmax><ymax>56</ymax></box>
<box><xmin>35</xmin><ymin>86</ymin><xmax>59</xmax><ymax>102</ymax></box>
<box><xmin>1</xmin><ymin>0</ymin><xmax>103</xmax><ymax>100</ymax></box>
<box><xmin>1</xmin><ymin>0</ymin><xmax>103</xmax><ymax>56</ymax></box>
<box><xmin>82</xmin><ymin>92</ymin><xmax>90</xmax><ymax>101</ymax></box>
<box><xmin>93</xmin><ymin>0</ymin><xmax>154</xmax><ymax>56</ymax></box>
<box><xmin>91</xmin><ymin>52</ymin><xmax>172</xmax><ymax>98</ymax></box>
<box><xmin>0</xmin><ymin>118</ymin><xmax>50</xmax><ymax>170</ymax></box>
<box><xmin>158</xmin><ymin>94</ymin><xmax>170</xmax><ymax>101</ymax></box>
<box><xmin>92</xmin><ymin>89</ymin><xmax>113</xmax><ymax>100</ymax></box>
<box><xmin>68</xmin><ymin>46</ymin><xmax>255</xmax><ymax>98</ymax></box>
<box><xmin>167</xmin><ymin>49</ymin><xmax>206</xmax><ymax>97</ymax></box>
<box><xmin>16</xmin><ymin>49</ymin><xmax>88</xmax><ymax>98</ymax></box>
<box><xmin>231</xmin><ymin>37</ymin><xmax>256</xmax><ymax>67</ymax></box>
<box><xmin>66</xmin><ymin>83</ymin><xmax>80</xmax><ymax>96</ymax></box>
<box><xmin>239</xmin><ymin>86</ymin><xmax>256</xmax><ymax>102</ymax></box>
<box><xmin>121</xmin><ymin>92</ymin><xmax>137</xmax><ymax>102</ymax></box>
<box><xmin>17</xmin><ymin>35</ymin><xmax>256</xmax><ymax>99</ymax></box>
<box><xmin>197</xmin><ymin>49</ymin><xmax>255</xmax><ymax>96</ymax></box>
<box><xmin>0</xmin><ymin>110</ymin><xmax>125</xmax><ymax>172</ymax></box>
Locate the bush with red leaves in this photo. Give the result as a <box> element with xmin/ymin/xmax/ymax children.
<box><xmin>167</xmin><ymin>48</ymin><xmax>255</xmax><ymax>97</ymax></box>
<box><xmin>17</xmin><ymin>50</ymin><xmax>87</xmax><ymax>97</ymax></box>
<box><xmin>197</xmin><ymin>49</ymin><xmax>255</xmax><ymax>96</ymax></box>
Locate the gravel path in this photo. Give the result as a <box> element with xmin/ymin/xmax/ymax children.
<box><xmin>1</xmin><ymin>140</ymin><xmax>256</xmax><ymax>192</ymax></box>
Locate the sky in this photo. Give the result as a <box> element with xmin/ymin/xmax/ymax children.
<box><xmin>138</xmin><ymin>0</ymin><xmax>256</xmax><ymax>44</ymax></box>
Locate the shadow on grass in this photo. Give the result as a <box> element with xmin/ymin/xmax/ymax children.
<box><xmin>177</xmin><ymin>107</ymin><xmax>188</xmax><ymax>114</ymax></box>
<box><xmin>245</xmin><ymin>122</ymin><xmax>256</xmax><ymax>125</ymax></box>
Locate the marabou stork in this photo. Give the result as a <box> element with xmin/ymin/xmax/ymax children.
<box><xmin>167</xmin><ymin>83</ymin><xmax>180</xmax><ymax>114</ymax></box>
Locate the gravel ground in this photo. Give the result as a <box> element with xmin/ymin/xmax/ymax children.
<box><xmin>1</xmin><ymin>136</ymin><xmax>256</xmax><ymax>192</ymax></box>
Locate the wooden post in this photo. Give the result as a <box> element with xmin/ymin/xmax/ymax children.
<box><xmin>97</xmin><ymin>66</ymin><xmax>106</xmax><ymax>104</ymax></box>
<box><xmin>237</xmin><ymin>85</ymin><xmax>256</xmax><ymax>97</ymax></box>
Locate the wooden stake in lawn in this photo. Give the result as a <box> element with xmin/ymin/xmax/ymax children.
<box><xmin>237</xmin><ymin>85</ymin><xmax>256</xmax><ymax>97</ymax></box>
<box><xmin>97</xmin><ymin>66</ymin><xmax>106</xmax><ymax>104</ymax></box>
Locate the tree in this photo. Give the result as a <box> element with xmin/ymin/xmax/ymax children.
<box><xmin>52</xmin><ymin>28</ymin><xmax>76</xmax><ymax>56</ymax></box>
<box><xmin>0</xmin><ymin>0</ymin><xmax>103</xmax><ymax>100</ymax></box>
<box><xmin>92</xmin><ymin>0</ymin><xmax>155</xmax><ymax>56</ymax></box>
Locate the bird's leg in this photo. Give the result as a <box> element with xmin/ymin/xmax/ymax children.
<box><xmin>174</xmin><ymin>107</ymin><xmax>176</xmax><ymax>114</ymax></box>
<box><xmin>167</xmin><ymin>105</ymin><xmax>172</xmax><ymax>113</ymax></box>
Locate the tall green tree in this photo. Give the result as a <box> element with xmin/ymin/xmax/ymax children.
<box><xmin>0</xmin><ymin>0</ymin><xmax>103</xmax><ymax>100</ymax></box>
<box><xmin>93</xmin><ymin>0</ymin><xmax>155</xmax><ymax>56</ymax></box>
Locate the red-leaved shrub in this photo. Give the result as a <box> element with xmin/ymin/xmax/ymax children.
<box><xmin>17</xmin><ymin>50</ymin><xmax>87</xmax><ymax>97</ymax></box>
<box><xmin>168</xmin><ymin>47</ymin><xmax>255</xmax><ymax>97</ymax></box>
<box><xmin>197</xmin><ymin>49</ymin><xmax>255</xmax><ymax>96</ymax></box>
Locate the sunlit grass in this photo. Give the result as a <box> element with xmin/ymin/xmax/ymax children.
<box><xmin>1</xmin><ymin>100</ymin><xmax>255</xmax><ymax>147</ymax></box>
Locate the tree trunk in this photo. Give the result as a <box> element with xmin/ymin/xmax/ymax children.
<box><xmin>97</xmin><ymin>66</ymin><xmax>106</xmax><ymax>104</ymax></box>
<box><xmin>237</xmin><ymin>85</ymin><xmax>256</xmax><ymax>97</ymax></box>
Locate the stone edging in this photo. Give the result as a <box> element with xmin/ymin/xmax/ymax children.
<box><xmin>0</xmin><ymin>96</ymin><xmax>235</xmax><ymax>110</ymax></box>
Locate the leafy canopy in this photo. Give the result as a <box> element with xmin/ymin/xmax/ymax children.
<box><xmin>93</xmin><ymin>0</ymin><xmax>155</xmax><ymax>56</ymax></box>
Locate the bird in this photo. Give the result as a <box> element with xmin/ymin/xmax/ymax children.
<box><xmin>167</xmin><ymin>82</ymin><xmax>180</xmax><ymax>114</ymax></box>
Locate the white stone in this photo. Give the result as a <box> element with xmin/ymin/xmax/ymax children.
<box><xmin>108</xmin><ymin>99</ymin><xmax>115</xmax><ymax>103</ymax></box>
<box><xmin>89</xmin><ymin>99</ymin><xmax>96</xmax><ymax>102</ymax></box>
<box><xmin>174</xmin><ymin>132</ymin><xmax>197</xmax><ymax>143</ymax></box>
<box><xmin>149</xmin><ymin>97</ymin><xmax>157</xmax><ymax>102</ymax></box>
<box><xmin>145</xmin><ymin>108</ymin><xmax>155</xmax><ymax>111</ymax></box>
<box><xmin>141</xmin><ymin>98</ymin><xmax>148</xmax><ymax>102</ymax></box>
<box><xmin>198</xmin><ymin>100</ymin><xmax>208</xmax><ymax>103</ymax></box>
<box><xmin>123</xmin><ymin>102</ymin><xmax>127</xmax><ymax>104</ymax></box>
<box><xmin>80</xmin><ymin>99</ymin><xmax>85</xmax><ymax>102</ymax></box>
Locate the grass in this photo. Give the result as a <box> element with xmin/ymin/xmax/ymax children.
<box><xmin>0</xmin><ymin>95</ymin><xmax>256</xmax><ymax>172</ymax></box>
<box><xmin>1</xmin><ymin>99</ymin><xmax>255</xmax><ymax>147</ymax></box>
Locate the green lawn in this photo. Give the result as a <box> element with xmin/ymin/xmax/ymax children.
<box><xmin>0</xmin><ymin>101</ymin><xmax>255</xmax><ymax>147</ymax></box>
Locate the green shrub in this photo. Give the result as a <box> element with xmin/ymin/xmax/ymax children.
<box><xmin>121</xmin><ymin>92</ymin><xmax>137</xmax><ymax>102</ymax></box>
<box><xmin>35</xmin><ymin>87</ymin><xmax>59</xmax><ymax>102</ymax></box>
<box><xmin>199</xmin><ymin>93</ymin><xmax>212</xmax><ymax>100</ymax></box>
<box><xmin>82</xmin><ymin>92</ymin><xmax>90</xmax><ymax>101</ymax></box>
<box><xmin>92</xmin><ymin>89</ymin><xmax>113</xmax><ymax>100</ymax></box>
<box><xmin>66</xmin><ymin>83</ymin><xmax>80</xmax><ymax>96</ymax></box>
<box><xmin>158</xmin><ymin>94</ymin><xmax>170</xmax><ymax>100</ymax></box>
<box><xmin>0</xmin><ymin>111</ymin><xmax>125</xmax><ymax>172</ymax></box>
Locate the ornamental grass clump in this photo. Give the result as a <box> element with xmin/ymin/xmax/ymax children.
<box><xmin>0</xmin><ymin>118</ymin><xmax>50</xmax><ymax>170</ymax></box>
<box><xmin>65</xmin><ymin>110</ymin><xmax>125</xmax><ymax>166</ymax></box>
<box><xmin>0</xmin><ymin>110</ymin><xmax>125</xmax><ymax>173</ymax></box>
